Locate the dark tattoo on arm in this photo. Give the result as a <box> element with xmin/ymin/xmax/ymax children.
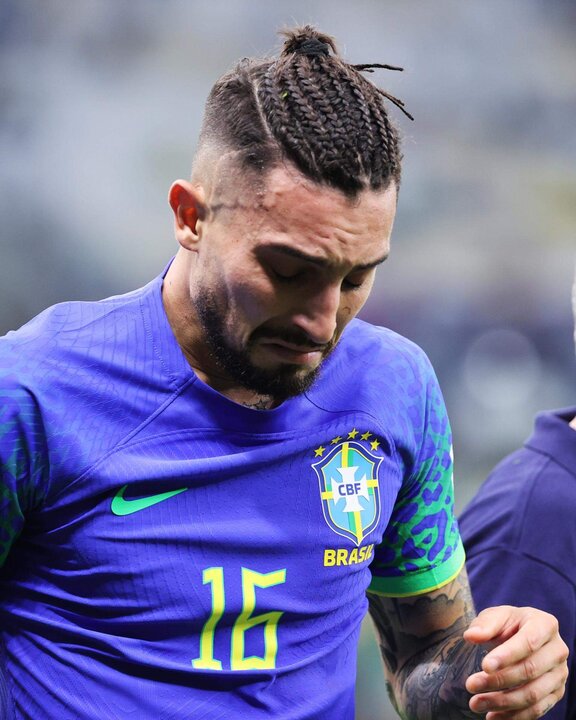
<box><xmin>367</xmin><ymin>570</ymin><xmax>487</xmax><ymax>720</ymax></box>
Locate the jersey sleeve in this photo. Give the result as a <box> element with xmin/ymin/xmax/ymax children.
<box><xmin>0</xmin><ymin>377</ymin><xmax>49</xmax><ymax>567</ymax></box>
<box><xmin>368</xmin><ymin>359</ymin><xmax>465</xmax><ymax>597</ymax></box>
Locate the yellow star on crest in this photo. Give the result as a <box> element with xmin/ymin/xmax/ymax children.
<box><xmin>361</xmin><ymin>431</ymin><xmax>372</xmax><ymax>441</ymax></box>
<box><xmin>314</xmin><ymin>446</ymin><xmax>326</xmax><ymax>457</ymax></box>
<box><xmin>370</xmin><ymin>439</ymin><xmax>380</xmax><ymax>451</ymax></box>
<box><xmin>331</xmin><ymin>436</ymin><xmax>342</xmax><ymax>445</ymax></box>
<box><xmin>347</xmin><ymin>428</ymin><xmax>359</xmax><ymax>439</ymax></box>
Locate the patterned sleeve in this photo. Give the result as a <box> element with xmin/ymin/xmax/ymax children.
<box><xmin>0</xmin><ymin>372</ymin><xmax>49</xmax><ymax>567</ymax></box>
<box><xmin>368</xmin><ymin>357</ymin><xmax>465</xmax><ymax>597</ymax></box>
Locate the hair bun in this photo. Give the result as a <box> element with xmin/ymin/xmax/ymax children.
<box><xmin>280</xmin><ymin>26</ymin><xmax>336</xmax><ymax>58</ymax></box>
<box><xmin>290</xmin><ymin>37</ymin><xmax>330</xmax><ymax>57</ymax></box>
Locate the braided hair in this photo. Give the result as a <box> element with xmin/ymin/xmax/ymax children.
<box><xmin>196</xmin><ymin>26</ymin><xmax>410</xmax><ymax>197</ymax></box>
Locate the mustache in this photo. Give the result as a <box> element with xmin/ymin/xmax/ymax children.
<box><xmin>250</xmin><ymin>326</ymin><xmax>332</xmax><ymax>351</ymax></box>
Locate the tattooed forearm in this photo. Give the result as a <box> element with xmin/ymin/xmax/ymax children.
<box><xmin>367</xmin><ymin>570</ymin><xmax>487</xmax><ymax>720</ymax></box>
<box><xmin>399</xmin><ymin>633</ymin><xmax>487</xmax><ymax>719</ymax></box>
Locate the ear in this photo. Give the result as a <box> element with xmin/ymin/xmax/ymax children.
<box><xmin>168</xmin><ymin>180</ymin><xmax>207</xmax><ymax>250</ymax></box>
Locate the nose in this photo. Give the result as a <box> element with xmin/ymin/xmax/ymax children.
<box><xmin>289</xmin><ymin>282</ymin><xmax>341</xmax><ymax>345</ymax></box>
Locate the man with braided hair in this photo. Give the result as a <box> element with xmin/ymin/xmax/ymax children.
<box><xmin>0</xmin><ymin>26</ymin><xmax>568</xmax><ymax>720</ymax></box>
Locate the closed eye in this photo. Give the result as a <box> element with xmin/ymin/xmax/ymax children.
<box><xmin>266</xmin><ymin>258</ymin><xmax>305</xmax><ymax>282</ymax></box>
<box><xmin>271</xmin><ymin>267</ymin><xmax>302</xmax><ymax>282</ymax></box>
<box><xmin>342</xmin><ymin>279</ymin><xmax>363</xmax><ymax>290</ymax></box>
<box><xmin>270</xmin><ymin>265</ymin><xmax>370</xmax><ymax>290</ymax></box>
<box><xmin>258</xmin><ymin>244</ymin><xmax>383</xmax><ymax>290</ymax></box>
<box><xmin>342</xmin><ymin>271</ymin><xmax>371</xmax><ymax>291</ymax></box>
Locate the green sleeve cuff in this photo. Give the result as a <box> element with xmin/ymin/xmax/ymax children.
<box><xmin>368</xmin><ymin>540</ymin><xmax>466</xmax><ymax>597</ymax></box>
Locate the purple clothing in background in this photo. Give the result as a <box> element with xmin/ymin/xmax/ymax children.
<box><xmin>460</xmin><ymin>407</ymin><xmax>576</xmax><ymax>720</ymax></box>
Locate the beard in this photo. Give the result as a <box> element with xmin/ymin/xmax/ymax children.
<box><xmin>193</xmin><ymin>287</ymin><xmax>335</xmax><ymax>402</ymax></box>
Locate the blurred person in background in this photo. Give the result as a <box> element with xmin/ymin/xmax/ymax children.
<box><xmin>460</xmin><ymin>273</ymin><xmax>576</xmax><ymax>719</ymax></box>
<box><xmin>0</xmin><ymin>25</ymin><xmax>568</xmax><ymax>720</ymax></box>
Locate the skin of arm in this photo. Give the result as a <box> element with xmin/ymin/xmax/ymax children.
<box><xmin>367</xmin><ymin>568</ymin><xmax>569</xmax><ymax>720</ymax></box>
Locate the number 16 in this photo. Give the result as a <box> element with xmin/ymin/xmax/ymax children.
<box><xmin>192</xmin><ymin>566</ymin><xmax>287</xmax><ymax>671</ymax></box>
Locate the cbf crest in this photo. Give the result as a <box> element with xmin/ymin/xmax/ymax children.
<box><xmin>313</xmin><ymin>433</ymin><xmax>382</xmax><ymax>546</ymax></box>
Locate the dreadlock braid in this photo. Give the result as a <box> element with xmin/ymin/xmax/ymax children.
<box><xmin>196</xmin><ymin>25</ymin><xmax>409</xmax><ymax>197</ymax></box>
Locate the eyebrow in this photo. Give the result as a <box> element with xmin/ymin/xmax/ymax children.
<box><xmin>260</xmin><ymin>244</ymin><xmax>389</xmax><ymax>272</ymax></box>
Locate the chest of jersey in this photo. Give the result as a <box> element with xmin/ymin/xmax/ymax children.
<box><xmin>7</xmin><ymin>416</ymin><xmax>402</xmax><ymax>675</ymax></box>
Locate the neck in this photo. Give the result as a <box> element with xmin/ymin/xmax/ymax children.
<box><xmin>570</xmin><ymin>416</ymin><xmax>576</xmax><ymax>431</ymax></box>
<box><xmin>235</xmin><ymin>395</ymin><xmax>277</xmax><ymax>411</ymax></box>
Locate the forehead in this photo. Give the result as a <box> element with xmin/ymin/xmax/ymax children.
<box><xmin>249</xmin><ymin>166</ymin><xmax>397</xmax><ymax>264</ymax></box>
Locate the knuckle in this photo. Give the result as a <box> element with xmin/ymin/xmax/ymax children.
<box><xmin>535</xmin><ymin>696</ymin><xmax>558</xmax><ymax>719</ymax></box>
<box><xmin>538</xmin><ymin>609</ymin><xmax>559</xmax><ymax>631</ymax></box>
<box><xmin>555</xmin><ymin>675</ymin><xmax>568</xmax><ymax>700</ymax></box>
<box><xmin>523</xmin><ymin>657</ymin><xmax>539</xmax><ymax>682</ymax></box>
<box><xmin>525</xmin><ymin>685</ymin><xmax>540</xmax><ymax>707</ymax></box>
<box><xmin>493</xmin><ymin>671</ymin><xmax>509</xmax><ymax>691</ymax></box>
<box><xmin>525</xmin><ymin>631</ymin><xmax>541</xmax><ymax>654</ymax></box>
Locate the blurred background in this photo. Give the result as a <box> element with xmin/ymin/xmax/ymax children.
<box><xmin>1</xmin><ymin>0</ymin><xmax>575</xmax><ymax>716</ymax></box>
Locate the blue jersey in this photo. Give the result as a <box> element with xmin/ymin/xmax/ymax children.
<box><xmin>0</xmin><ymin>270</ymin><xmax>464</xmax><ymax>719</ymax></box>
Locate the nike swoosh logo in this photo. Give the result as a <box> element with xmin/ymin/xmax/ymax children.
<box><xmin>111</xmin><ymin>484</ymin><xmax>188</xmax><ymax>516</ymax></box>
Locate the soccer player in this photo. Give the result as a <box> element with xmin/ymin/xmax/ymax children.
<box><xmin>0</xmin><ymin>26</ymin><xmax>568</xmax><ymax>720</ymax></box>
<box><xmin>460</xmin><ymin>273</ymin><xmax>576</xmax><ymax>719</ymax></box>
